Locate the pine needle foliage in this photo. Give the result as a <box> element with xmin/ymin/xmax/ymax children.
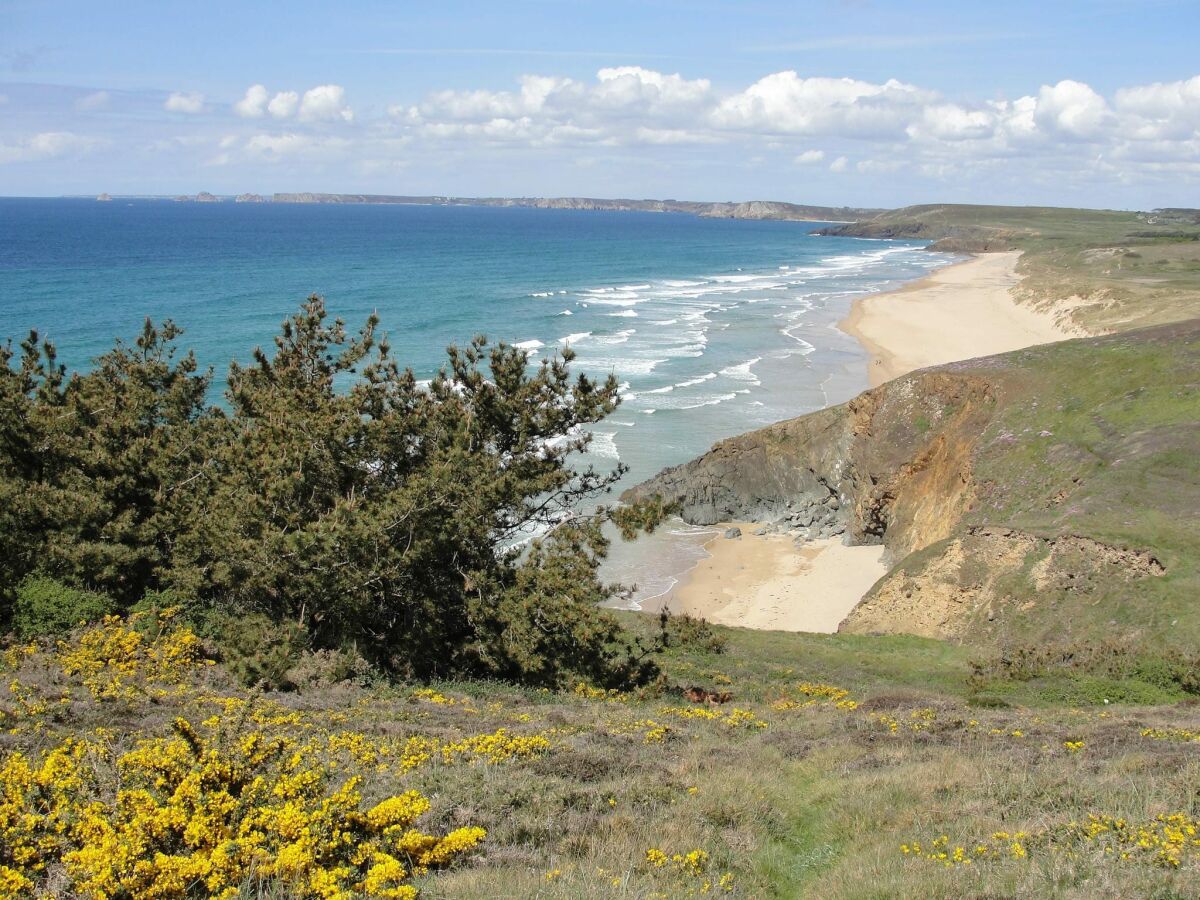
<box><xmin>0</xmin><ymin>296</ymin><xmax>667</xmax><ymax>687</ymax></box>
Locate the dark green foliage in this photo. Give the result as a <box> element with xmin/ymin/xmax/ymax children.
<box><xmin>200</xmin><ymin>611</ymin><xmax>308</xmax><ymax>691</ymax></box>
<box><xmin>656</xmin><ymin>610</ymin><xmax>728</xmax><ymax>655</ymax></box>
<box><xmin>13</xmin><ymin>575</ymin><xmax>116</xmax><ymax>638</ymax></box>
<box><xmin>0</xmin><ymin>296</ymin><xmax>665</xmax><ymax>687</ymax></box>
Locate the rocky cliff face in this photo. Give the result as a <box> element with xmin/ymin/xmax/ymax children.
<box><xmin>625</xmin><ymin>321</ymin><xmax>1200</xmax><ymax>647</ymax></box>
<box><xmin>624</xmin><ymin>370</ymin><xmax>997</xmax><ymax>563</ymax></box>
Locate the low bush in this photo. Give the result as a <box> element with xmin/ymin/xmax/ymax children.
<box><xmin>969</xmin><ymin>641</ymin><xmax>1200</xmax><ymax>699</ymax></box>
<box><xmin>658</xmin><ymin>610</ymin><xmax>728</xmax><ymax>655</ymax></box>
<box><xmin>12</xmin><ymin>575</ymin><xmax>115</xmax><ymax>638</ymax></box>
<box><xmin>199</xmin><ymin>611</ymin><xmax>308</xmax><ymax>690</ymax></box>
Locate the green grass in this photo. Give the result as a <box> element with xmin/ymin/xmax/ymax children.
<box><xmin>946</xmin><ymin>322</ymin><xmax>1200</xmax><ymax>647</ymax></box>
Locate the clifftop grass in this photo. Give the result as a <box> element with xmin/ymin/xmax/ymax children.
<box><xmin>5</xmin><ymin>613</ymin><xmax>1200</xmax><ymax>898</ymax></box>
<box><xmin>940</xmin><ymin>320</ymin><xmax>1200</xmax><ymax>646</ymax></box>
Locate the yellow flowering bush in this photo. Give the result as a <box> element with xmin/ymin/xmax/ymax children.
<box><xmin>1140</xmin><ymin>727</ymin><xmax>1200</xmax><ymax>743</ymax></box>
<box><xmin>659</xmin><ymin>706</ymin><xmax>767</xmax><ymax>730</ymax></box>
<box><xmin>55</xmin><ymin>613</ymin><xmax>208</xmax><ymax>701</ymax></box>
<box><xmin>643</xmin><ymin>847</ymin><xmax>734</xmax><ymax>894</ymax></box>
<box><xmin>0</xmin><ymin>715</ymin><xmax>488</xmax><ymax>899</ymax></box>
<box><xmin>770</xmin><ymin>681</ymin><xmax>858</xmax><ymax>711</ymax></box>
<box><xmin>573</xmin><ymin>682</ymin><xmax>629</xmax><ymax>703</ymax></box>
<box><xmin>869</xmin><ymin>707</ymin><xmax>936</xmax><ymax>734</ymax></box>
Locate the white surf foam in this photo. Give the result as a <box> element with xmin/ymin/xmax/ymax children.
<box><xmin>719</xmin><ymin>357</ymin><xmax>762</xmax><ymax>384</ymax></box>
<box><xmin>587</xmin><ymin>431</ymin><xmax>620</xmax><ymax>460</ymax></box>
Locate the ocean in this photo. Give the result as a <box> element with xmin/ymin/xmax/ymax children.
<box><xmin>0</xmin><ymin>197</ymin><xmax>956</xmax><ymax>604</ymax></box>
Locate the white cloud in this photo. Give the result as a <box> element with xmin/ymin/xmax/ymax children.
<box><xmin>1034</xmin><ymin>80</ymin><xmax>1111</xmax><ymax>139</ymax></box>
<box><xmin>0</xmin><ymin>131</ymin><xmax>102</xmax><ymax>164</ymax></box>
<box><xmin>244</xmin><ymin>132</ymin><xmax>351</xmax><ymax>159</ymax></box>
<box><xmin>14</xmin><ymin>67</ymin><xmax>1200</xmax><ymax>197</ymax></box>
<box><xmin>711</xmin><ymin>73</ymin><xmax>934</xmax><ymax>137</ymax></box>
<box><xmin>908</xmin><ymin>103</ymin><xmax>994</xmax><ymax>142</ymax></box>
<box><xmin>268</xmin><ymin>90</ymin><xmax>299</xmax><ymax>118</ymax></box>
<box><xmin>235</xmin><ymin>85</ymin><xmax>333</xmax><ymax>121</ymax></box>
<box><xmin>299</xmin><ymin>84</ymin><xmax>353</xmax><ymax>122</ymax></box>
<box><xmin>75</xmin><ymin>91</ymin><xmax>110</xmax><ymax>112</ymax></box>
<box><xmin>234</xmin><ymin>84</ymin><xmax>269</xmax><ymax>118</ymax></box>
<box><xmin>1114</xmin><ymin>76</ymin><xmax>1200</xmax><ymax>140</ymax></box>
<box><xmin>857</xmin><ymin>158</ymin><xmax>905</xmax><ymax>174</ymax></box>
<box><xmin>164</xmin><ymin>91</ymin><xmax>205</xmax><ymax>113</ymax></box>
<box><xmin>592</xmin><ymin>66</ymin><xmax>712</xmax><ymax>112</ymax></box>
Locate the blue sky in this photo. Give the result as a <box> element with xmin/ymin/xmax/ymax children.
<box><xmin>2</xmin><ymin>0</ymin><xmax>1198</xmax><ymax>207</ymax></box>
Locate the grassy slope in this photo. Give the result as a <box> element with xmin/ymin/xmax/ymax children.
<box><xmin>822</xmin><ymin>203</ymin><xmax>1200</xmax><ymax>333</ymax></box>
<box><xmin>875</xmin><ymin>320</ymin><xmax>1200</xmax><ymax>649</ymax></box>
<box><xmin>8</xmin><ymin>619</ymin><xmax>1200</xmax><ymax>899</ymax></box>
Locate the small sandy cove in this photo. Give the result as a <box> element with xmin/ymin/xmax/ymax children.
<box><xmin>664</xmin><ymin>251</ymin><xmax>1074</xmax><ymax>632</ymax></box>
<box><xmin>662</xmin><ymin>526</ymin><xmax>886</xmax><ymax>633</ymax></box>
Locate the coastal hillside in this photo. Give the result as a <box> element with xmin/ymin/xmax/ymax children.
<box><xmin>815</xmin><ymin>204</ymin><xmax>1200</xmax><ymax>334</ymax></box>
<box><xmin>626</xmin><ymin>320</ymin><xmax>1200</xmax><ymax>647</ymax></box>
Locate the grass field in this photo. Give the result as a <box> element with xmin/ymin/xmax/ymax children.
<box><xmin>6</xmin><ymin>612</ymin><xmax>1200</xmax><ymax>899</ymax></box>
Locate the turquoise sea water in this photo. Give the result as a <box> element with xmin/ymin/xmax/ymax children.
<box><xmin>0</xmin><ymin>198</ymin><xmax>955</xmax><ymax>603</ymax></box>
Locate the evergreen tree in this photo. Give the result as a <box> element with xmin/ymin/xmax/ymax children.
<box><xmin>0</xmin><ymin>297</ymin><xmax>667</xmax><ymax>686</ymax></box>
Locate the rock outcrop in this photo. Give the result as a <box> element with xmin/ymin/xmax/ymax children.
<box><xmin>624</xmin><ymin>370</ymin><xmax>996</xmax><ymax>562</ymax></box>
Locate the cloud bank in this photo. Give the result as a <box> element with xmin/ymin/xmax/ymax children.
<box><xmin>2</xmin><ymin>67</ymin><xmax>1199</xmax><ymax>202</ymax></box>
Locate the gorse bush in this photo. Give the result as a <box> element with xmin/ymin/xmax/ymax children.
<box><xmin>0</xmin><ymin>297</ymin><xmax>668</xmax><ymax>687</ymax></box>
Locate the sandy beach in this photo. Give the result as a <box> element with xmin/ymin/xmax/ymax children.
<box><xmin>661</xmin><ymin>525</ymin><xmax>887</xmax><ymax>632</ymax></box>
<box><xmin>841</xmin><ymin>250</ymin><xmax>1075</xmax><ymax>386</ymax></box>
<box><xmin>663</xmin><ymin>251</ymin><xmax>1075</xmax><ymax>632</ymax></box>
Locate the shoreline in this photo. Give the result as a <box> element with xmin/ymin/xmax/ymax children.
<box><xmin>840</xmin><ymin>250</ymin><xmax>1075</xmax><ymax>387</ymax></box>
<box><xmin>657</xmin><ymin>524</ymin><xmax>887</xmax><ymax>632</ymax></box>
<box><xmin>658</xmin><ymin>250</ymin><xmax>1077</xmax><ymax>632</ymax></box>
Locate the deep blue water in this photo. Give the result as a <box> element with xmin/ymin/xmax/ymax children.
<box><xmin>0</xmin><ymin>197</ymin><xmax>955</xmax><ymax>601</ymax></box>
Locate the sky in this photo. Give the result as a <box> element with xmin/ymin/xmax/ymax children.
<box><xmin>1</xmin><ymin>0</ymin><xmax>1198</xmax><ymax>208</ymax></box>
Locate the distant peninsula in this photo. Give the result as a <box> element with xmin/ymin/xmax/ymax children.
<box><xmin>267</xmin><ymin>193</ymin><xmax>882</xmax><ymax>222</ymax></box>
<box><xmin>83</xmin><ymin>191</ymin><xmax>880</xmax><ymax>222</ymax></box>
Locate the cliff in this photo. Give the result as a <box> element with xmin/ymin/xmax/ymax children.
<box><xmin>625</xmin><ymin>320</ymin><xmax>1200</xmax><ymax>647</ymax></box>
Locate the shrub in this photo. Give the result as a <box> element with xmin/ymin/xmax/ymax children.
<box><xmin>12</xmin><ymin>576</ymin><xmax>116</xmax><ymax>638</ymax></box>
<box><xmin>284</xmin><ymin>647</ymin><xmax>376</xmax><ymax>691</ymax></box>
<box><xmin>200</xmin><ymin>611</ymin><xmax>308</xmax><ymax>691</ymax></box>
<box><xmin>969</xmin><ymin>641</ymin><xmax>1200</xmax><ymax>699</ymax></box>
<box><xmin>657</xmin><ymin>610</ymin><xmax>728</xmax><ymax>655</ymax></box>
